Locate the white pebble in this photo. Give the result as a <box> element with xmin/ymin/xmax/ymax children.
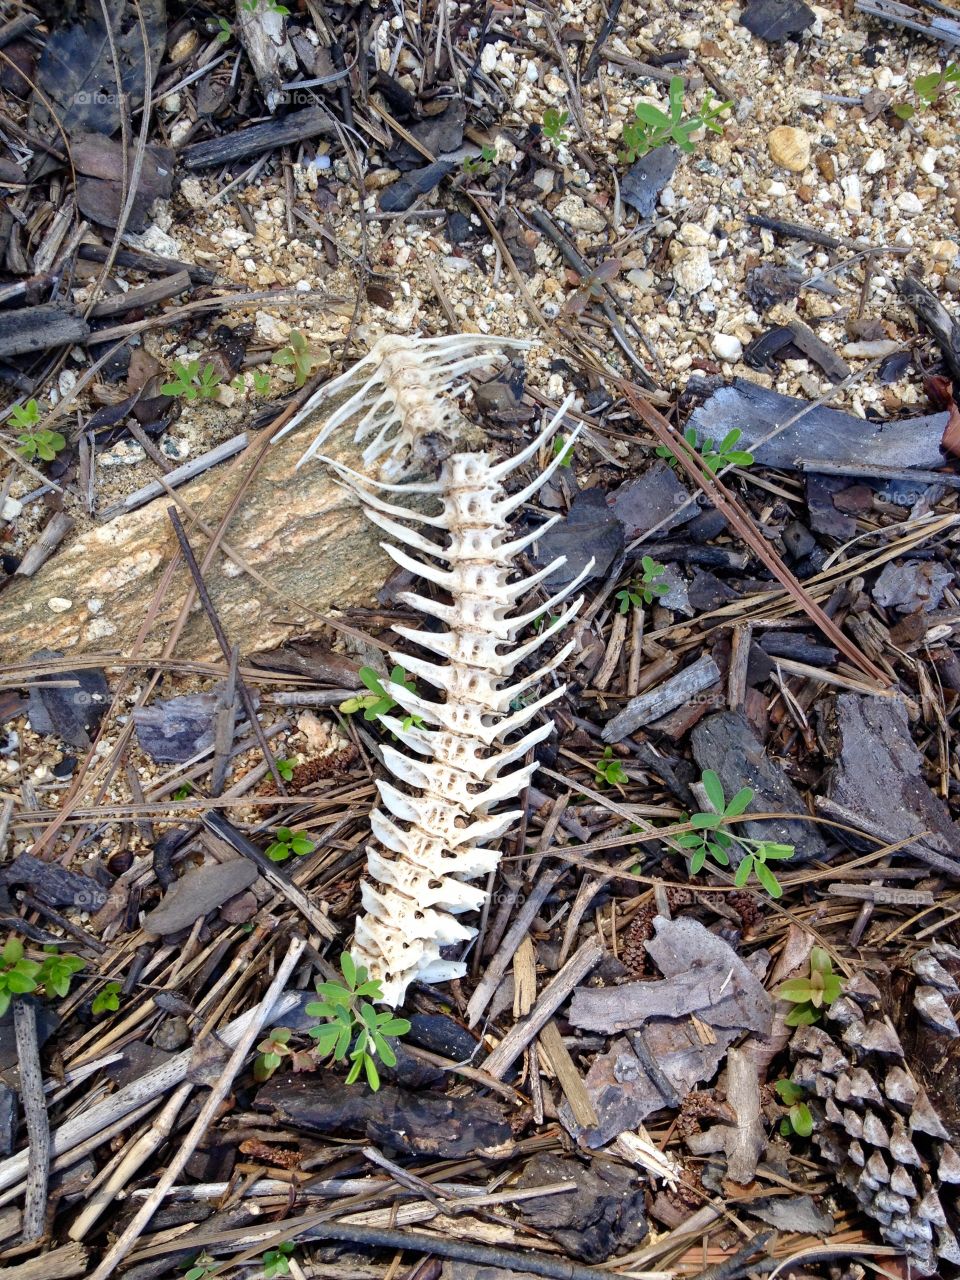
<box><xmin>712</xmin><ymin>333</ymin><xmax>743</xmax><ymax>362</ymax></box>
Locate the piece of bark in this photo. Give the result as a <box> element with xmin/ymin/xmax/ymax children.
<box><xmin>141</xmin><ymin>859</ymin><xmax>260</xmax><ymax>937</ymax></box>
<box><xmin>87</xmin><ymin>270</ymin><xmax>191</xmax><ymax>318</ymax></box>
<box><xmin>777</xmin><ymin>313</ymin><xmax>852</xmax><ymax>383</ymax></box>
<box><xmin>823</xmin><ymin>693</ymin><xmax>960</xmax><ymax>862</ymax></box>
<box><xmin>569</xmin><ymin>916</ymin><xmax>773</xmax><ymax>1037</ymax></box>
<box><xmin>0</xmin><ymin>305</ymin><xmax>89</xmax><ymax>357</ymax></box>
<box><xmin>514</xmin><ymin>1153</ymin><xmax>648</xmax><ymax>1263</ymax></box>
<box><xmin>602</xmin><ymin>654</ymin><xmax>720</xmax><ymax>742</ymax></box>
<box><xmin>690</xmin><ymin>710</ymin><xmax>830</xmax><ymax>860</ymax></box>
<box><xmin>607</xmin><ymin>460</ymin><xmax>693</xmax><ymax>539</ymax></box>
<box><xmin>0</xmin><ymin>1242</ymin><xmax>89</xmax><ymax>1278</ymax></box>
<box><xmin>258</xmin><ymin>1072</ymin><xmax>514</xmax><ymax>1159</ymax></box>
<box><xmin>898</xmin><ymin>276</ymin><xmax>960</xmax><ymax>382</ymax></box>
<box><xmin>26</xmin><ymin>651</ymin><xmax>110</xmax><ymax>749</ymax></box>
<box><xmin>685</xmin><ymin>377</ymin><xmax>949</xmax><ymax>471</ymax></box>
<box><xmin>4</xmin><ymin>853</ymin><xmax>107</xmax><ymax>911</ymax></box>
<box><xmin>0</xmin><ymin>414</ymin><xmax>390</xmax><ymax>663</ymax></box>
<box><xmin>181</xmin><ymin>106</ymin><xmax>335</xmax><ymax>169</ymax></box>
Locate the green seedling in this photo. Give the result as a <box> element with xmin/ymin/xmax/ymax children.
<box><xmin>552</xmin><ymin>434</ymin><xmax>574</xmax><ymax>467</ymax></box>
<box><xmin>9</xmin><ymin>399</ymin><xmax>40</xmax><ymax>431</ymax></box>
<box><xmin>620</xmin><ymin>76</ymin><xmax>732</xmax><ymax>163</ymax></box>
<box><xmin>272</xmin><ymin>330</ymin><xmax>322</xmax><ymax>388</ymax></box>
<box><xmin>774</xmin><ymin>1079</ymin><xmax>814</xmax><ymax>1137</ymax></box>
<box><xmin>161</xmin><ymin>359</ymin><xmax>221</xmax><ymax>401</ymax></box>
<box><xmin>0</xmin><ymin>940</ymin><xmax>85</xmax><ymax>1016</ymax></box>
<box><xmin>276</xmin><ymin>757</ymin><xmax>296</xmax><ymax>782</ymax></box>
<box><xmin>533</xmin><ymin>611</ymin><xmax>561</xmax><ymax>632</ymax></box>
<box><xmin>542</xmin><ymin>107</ymin><xmax>569</xmax><ymax>142</ymax></box>
<box><xmin>92</xmin><ymin>980</ymin><xmax>122</xmax><ymax>1015</ymax></box>
<box><xmin>894</xmin><ymin>62</ymin><xmax>960</xmax><ymax>118</ymax></box>
<box><xmin>264</xmin><ymin>825</ymin><xmax>316</xmax><ymax>863</ymax></box>
<box><xmin>263</xmin><ymin>1242</ymin><xmax>296</xmax><ymax>1278</ymax></box>
<box><xmin>214</xmin><ymin>16</ymin><xmax>231</xmax><ymax>41</ymax></box>
<box><xmin>183</xmin><ymin>1253</ymin><xmax>217</xmax><ymax>1280</ymax></box>
<box><xmin>595</xmin><ymin>746</ymin><xmax>629</xmax><ymax>788</ymax></box>
<box><xmin>252</xmin><ymin>369</ymin><xmax>272</xmax><ymax>395</ymax></box>
<box><xmin>615</xmin><ymin>556</ymin><xmax>668</xmax><ymax>613</ymax></box>
<box><xmin>463</xmin><ymin>145</ymin><xmax>496</xmax><ymax>175</ymax></box>
<box><xmin>16</xmin><ymin>428</ymin><xmax>66</xmax><ymax>463</ymax></box>
<box><xmin>656</xmin><ymin>425</ymin><xmax>754</xmax><ymax>474</ymax></box>
<box><xmin>340</xmin><ymin>665</ymin><xmax>423</xmax><ymax>731</ymax></box>
<box><xmin>778</xmin><ymin>947</ymin><xmax>844</xmax><ymax>1026</ymax></box>
<box><xmin>675</xmin><ymin>770</ymin><xmax>794</xmax><ymax>897</ymax></box>
<box><xmin>306</xmin><ymin>952</ymin><xmax>411</xmax><ymax>1090</ymax></box>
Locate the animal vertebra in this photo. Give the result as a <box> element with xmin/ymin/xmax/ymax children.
<box><xmin>273</xmin><ymin>333</ymin><xmax>531</xmax><ymax>479</ymax></box>
<box><xmin>289</xmin><ymin>336</ymin><xmax>591</xmax><ymax>1005</ymax></box>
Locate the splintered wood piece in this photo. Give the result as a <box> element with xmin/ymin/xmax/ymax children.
<box><xmin>181</xmin><ymin>107</ymin><xmax>336</xmax><ymax>169</ymax></box>
<box><xmin>601</xmin><ymin>653</ymin><xmax>720</xmax><ymax>742</ymax></box>
<box><xmin>538</xmin><ymin>1021</ymin><xmax>599</xmax><ymax>1130</ymax></box>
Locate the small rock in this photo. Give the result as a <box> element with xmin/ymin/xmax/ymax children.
<box><xmin>0</xmin><ymin>497</ymin><xmax>21</xmax><ymax>522</ymax></box>
<box><xmin>532</xmin><ymin>169</ymin><xmax>554</xmax><ymax>194</ymax></box>
<box><xmin>712</xmin><ymin>333</ymin><xmax>743</xmax><ymax>362</ymax></box>
<box><xmin>679</xmin><ymin>223</ymin><xmax>710</xmax><ymax>247</ymax></box>
<box><xmin>678</xmin><ymin>28</ymin><xmax>701</xmax><ymax>47</ymax></box>
<box><xmin>931</xmin><ymin>240</ymin><xmax>959</xmax><ymax>267</ymax></box>
<box><xmin>552</xmin><ymin>194</ymin><xmax>606</xmax><ymax>234</ymax></box>
<box><xmin>863</xmin><ymin>149</ymin><xmax>886</xmax><ymax>175</ymax></box>
<box><xmin>673</xmin><ymin>246</ymin><xmax>714</xmax><ymax>294</ymax></box>
<box><xmin>48</xmin><ymin>598</ymin><xmax>72</xmax><ymax>613</ymax></box>
<box><xmin>896</xmin><ymin>191</ymin><xmax>923</xmax><ymax>215</ymax></box>
<box><xmin>768</xmin><ymin>126</ymin><xmax>811</xmax><ymax>172</ymax></box>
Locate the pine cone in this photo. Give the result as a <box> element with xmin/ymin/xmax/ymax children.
<box><xmin>789</xmin><ymin>970</ymin><xmax>960</xmax><ymax>1275</ymax></box>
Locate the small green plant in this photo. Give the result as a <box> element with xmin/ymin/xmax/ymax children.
<box><xmin>16</xmin><ymin>427</ymin><xmax>66</xmax><ymax>463</ymax></box>
<box><xmin>0</xmin><ymin>940</ymin><xmax>85</xmax><ymax>1015</ymax></box>
<box><xmin>778</xmin><ymin>947</ymin><xmax>844</xmax><ymax>1026</ymax></box>
<box><xmin>615</xmin><ymin>556</ymin><xmax>668</xmax><ymax>613</ymax></box>
<box><xmin>253</xmin><ymin>369</ymin><xmax>272</xmax><ymax>395</ymax></box>
<box><xmin>264</xmin><ymin>825</ymin><xmax>316</xmax><ymax>863</ymax></box>
<box><xmin>675</xmin><ymin>770</ymin><xmax>794</xmax><ymax>897</ymax></box>
<box><xmin>40</xmin><ymin>948</ymin><xmax>85</xmax><ymax>998</ymax></box>
<box><xmin>306</xmin><ymin>953</ymin><xmax>411</xmax><ymax>1089</ymax></box>
<box><xmin>552</xmin><ymin>435</ymin><xmax>574</xmax><ymax>467</ymax></box>
<box><xmin>542</xmin><ymin>107</ymin><xmax>569</xmax><ymax>142</ymax></box>
<box><xmin>10</xmin><ymin>399</ymin><xmax>66</xmax><ymax>462</ymax></box>
<box><xmin>263</xmin><ymin>1242</ymin><xmax>296</xmax><ymax>1278</ymax></box>
<box><xmin>214</xmin><ymin>15</ymin><xmax>231</xmax><ymax>41</ymax></box>
<box><xmin>276</xmin><ymin>757</ymin><xmax>296</xmax><ymax>783</ymax></box>
<box><xmin>774</xmin><ymin>1079</ymin><xmax>814</xmax><ymax>1137</ymax></box>
<box><xmin>183</xmin><ymin>1253</ymin><xmax>217</xmax><ymax>1280</ymax></box>
<box><xmin>172</xmin><ymin>782</ymin><xmax>194</xmax><ymax>801</ymax></box>
<box><xmin>620</xmin><ymin>76</ymin><xmax>732</xmax><ymax>163</ymax></box>
<box><xmin>463</xmin><ymin>144</ymin><xmax>496</xmax><ymax>175</ymax></box>
<box><xmin>256</xmin><ymin>1027</ymin><xmax>293</xmax><ymax>1078</ymax></box>
<box><xmin>656</xmin><ymin>426</ymin><xmax>754</xmax><ymax>474</ymax></box>
<box><xmin>92</xmin><ymin>981</ymin><xmax>122</xmax><ymax>1016</ymax></box>
<box><xmin>272</xmin><ymin>330</ymin><xmax>322</xmax><ymax>389</ymax></box>
<box><xmin>9</xmin><ymin>399</ymin><xmax>40</xmax><ymax>431</ymax></box>
<box><xmin>533</xmin><ymin>611</ymin><xmax>561</xmax><ymax>632</ymax></box>
<box><xmin>594</xmin><ymin>746</ymin><xmax>628</xmax><ymax>788</ymax></box>
<box><xmin>340</xmin><ymin>665</ymin><xmax>422</xmax><ymax>731</ymax></box>
<box><xmin>894</xmin><ymin>62</ymin><xmax>960</xmax><ymax>119</ymax></box>
<box><xmin>161</xmin><ymin>359</ymin><xmax>221</xmax><ymax>401</ymax></box>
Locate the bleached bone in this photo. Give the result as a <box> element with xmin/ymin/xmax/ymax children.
<box><xmin>271</xmin><ymin>333</ymin><xmax>532</xmax><ymax>479</ymax></box>
<box><xmin>283</xmin><ymin>338</ymin><xmax>591</xmax><ymax>1004</ymax></box>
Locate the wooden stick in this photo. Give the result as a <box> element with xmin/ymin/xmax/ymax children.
<box><xmin>87</xmin><ymin>935</ymin><xmax>306</xmax><ymax>1280</ymax></box>
<box><xmin>13</xmin><ymin>1002</ymin><xmax>48</xmax><ymax>1243</ymax></box>
<box><xmin>482</xmin><ymin>939</ymin><xmax>603</xmax><ymax>1080</ymax></box>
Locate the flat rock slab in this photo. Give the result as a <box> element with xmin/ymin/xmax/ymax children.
<box><xmin>686</xmin><ymin>378</ymin><xmax>949</xmax><ymax>471</ymax></box>
<box><xmin>142</xmin><ymin>858</ymin><xmax>260</xmax><ymax>936</ymax></box>
<box><xmin>690</xmin><ymin>709</ymin><xmax>830</xmax><ymax>860</ymax></box>
<box><xmin>0</xmin><ymin>423</ymin><xmax>391</xmax><ymax>663</ymax></box>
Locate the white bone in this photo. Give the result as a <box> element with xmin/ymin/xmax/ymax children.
<box><xmin>281</xmin><ymin>337</ymin><xmax>592</xmax><ymax>1004</ymax></box>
